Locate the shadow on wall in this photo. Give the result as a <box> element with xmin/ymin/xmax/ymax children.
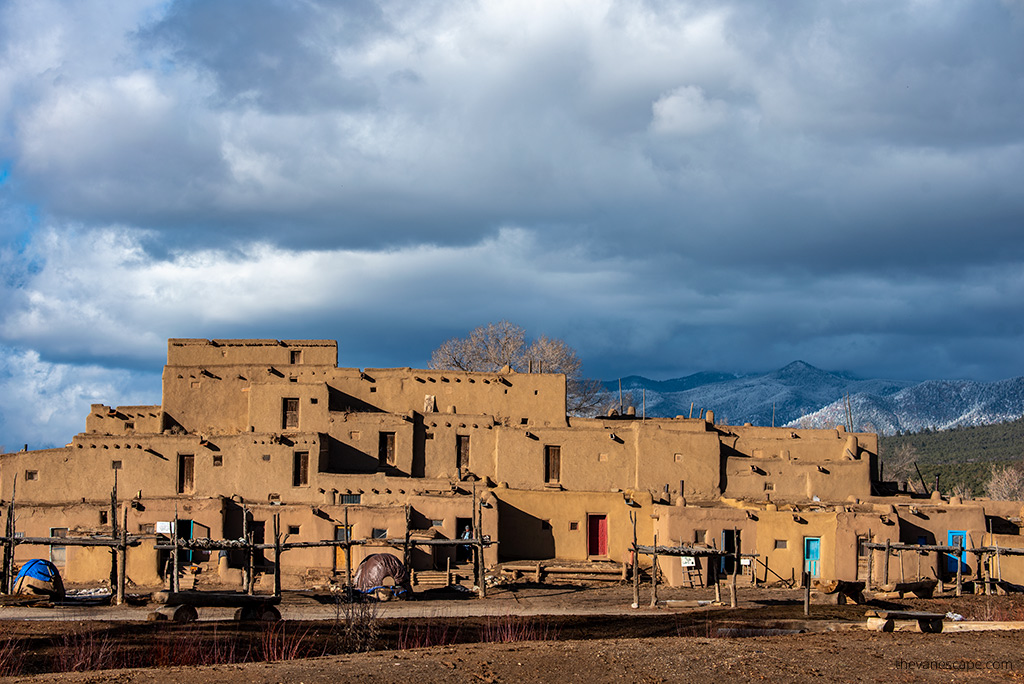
<box><xmin>328</xmin><ymin>387</ymin><xmax>382</xmax><ymax>413</ymax></box>
<box><xmin>496</xmin><ymin>500</ymin><xmax>555</xmax><ymax>561</ymax></box>
<box><xmin>321</xmin><ymin>436</ymin><xmax>381</xmax><ymax>474</ymax></box>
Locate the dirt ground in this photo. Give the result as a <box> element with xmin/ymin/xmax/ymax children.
<box><xmin>2</xmin><ymin>583</ymin><xmax>1024</xmax><ymax>682</ymax></box>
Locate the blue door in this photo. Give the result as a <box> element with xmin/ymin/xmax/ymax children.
<box><xmin>947</xmin><ymin>530</ymin><xmax>967</xmax><ymax>574</ymax></box>
<box><xmin>804</xmin><ymin>537</ymin><xmax>821</xmax><ymax>578</ymax></box>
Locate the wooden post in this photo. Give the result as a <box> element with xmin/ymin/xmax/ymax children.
<box><xmin>110</xmin><ymin>473</ymin><xmax>119</xmax><ymax>592</ymax></box>
<box><xmin>866</xmin><ymin>545</ymin><xmax>874</xmax><ymax>590</ymax></box>
<box><xmin>241</xmin><ymin>508</ymin><xmax>250</xmax><ymax>593</ymax></box>
<box><xmin>883</xmin><ymin>539</ymin><xmax>890</xmax><ymax>586</ymax></box>
<box><xmin>344</xmin><ymin>507</ymin><xmax>352</xmax><ymax>602</ymax></box>
<box><xmin>730</xmin><ymin>530</ymin><xmax>739</xmax><ymax>608</ymax></box>
<box><xmin>403</xmin><ymin>505</ymin><xmax>411</xmax><ymax>573</ymax></box>
<box><xmin>273</xmin><ymin>513</ymin><xmax>282</xmax><ymax>599</ymax></box>
<box><xmin>649</xmin><ymin>535</ymin><xmax>658</xmax><ymax>608</ymax></box>
<box><xmin>803</xmin><ymin>570</ymin><xmax>810</xmax><ymax>617</ymax></box>
<box><xmin>713</xmin><ymin>558</ymin><xmax>722</xmax><ymax>604</ymax></box>
<box><xmin>955</xmin><ymin>538</ymin><xmax>963</xmax><ymax>597</ymax></box>
<box><xmin>116</xmin><ymin>505</ymin><xmax>127</xmax><ymax>605</ymax></box>
<box><xmin>631</xmin><ymin>511</ymin><xmax>639</xmax><ymax>609</ymax></box>
<box><xmin>476</xmin><ymin>497</ymin><xmax>486</xmax><ymax>599</ymax></box>
<box><xmin>3</xmin><ymin>477</ymin><xmax>16</xmax><ymax>594</ymax></box>
<box><xmin>996</xmin><ymin>541</ymin><xmax>1003</xmax><ymax>582</ymax></box>
<box><xmin>172</xmin><ymin>505</ymin><xmax>180</xmax><ymax>593</ymax></box>
<box><xmin>899</xmin><ymin>547</ymin><xmax>905</xmax><ymax>583</ymax></box>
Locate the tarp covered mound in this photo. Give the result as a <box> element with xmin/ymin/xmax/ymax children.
<box><xmin>353</xmin><ymin>553</ymin><xmax>410</xmax><ymax>599</ymax></box>
<box><xmin>13</xmin><ymin>559</ymin><xmax>66</xmax><ymax>600</ymax></box>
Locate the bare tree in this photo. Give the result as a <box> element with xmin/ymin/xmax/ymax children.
<box><xmin>883</xmin><ymin>443</ymin><xmax>924</xmax><ymax>493</ymax></box>
<box><xmin>429</xmin><ymin>322</ymin><xmax>604</xmax><ymax>415</ymax></box>
<box><xmin>984</xmin><ymin>463</ymin><xmax>1024</xmax><ymax>501</ymax></box>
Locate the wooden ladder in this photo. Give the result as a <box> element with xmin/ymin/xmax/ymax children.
<box><xmin>682</xmin><ymin>563</ymin><xmax>703</xmax><ymax>588</ymax></box>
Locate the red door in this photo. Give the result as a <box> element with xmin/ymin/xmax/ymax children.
<box><xmin>587</xmin><ymin>515</ymin><xmax>608</xmax><ymax>557</ymax></box>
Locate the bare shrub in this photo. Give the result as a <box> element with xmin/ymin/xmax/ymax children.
<box><xmin>0</xmin><ymin>633</ymin><xmax>25</xmax><ymax>677</ymax></box>
<box><xmin>51</xmin><ymin>631</ymin><xmax>127</xmax><ymax>672</ymax></box>
<box><xmin>398</xmin><ymin>619</ymin><xmax>461</xmax><ymax>650</ymax></box>
<box><xmin>479</xmin><ymin>615</ymin><xmax>557</xmax><ymax>643</ymax></box>
<box><xmin>335</xmin><ymin>597</ymin><xmax>380</xmax><ymax>653</ymax></box>
<box><xmin>984</xmin><ymin>463</ymin><xmax>1024</xmax><ymax>500</ymax></box>
<box><xmin>259</xmin><ymin>622</ymin><xmax>316</xmax><ymax>662</ymax></box>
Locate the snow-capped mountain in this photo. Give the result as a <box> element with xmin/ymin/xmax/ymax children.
<box><xmin>602</xmin><ymin>363</ymin><xmax>1024</xmax><ymax>435</ymax></box>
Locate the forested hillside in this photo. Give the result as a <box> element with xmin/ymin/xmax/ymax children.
<box><xmin>878</xmin><ymin>416</ymin><xmax>1024</xmax><ymax>496</ymax></box>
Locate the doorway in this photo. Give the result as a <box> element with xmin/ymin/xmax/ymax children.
<box><xmin>947</xmin><ymin>530</ymin><xmax>967</xmax><ymax>575</ymax></box>
<box><xmin>720</xmin><ymin>530</ymin><xmax>738</xmax><ymax>575</ymax></box>
<box><xmin>456</xmin><ymin>516</ymin><xmax>473</xmax><ymax>563</ymax></box>
<box><xmin>804</xmin><ymin>537</ymin><xmax>821</xmax><ymax>578</ymax></box>
<box><xmin>587</xmin><ymin>514</ymin><xmax>608</xmax><ymax>557</ymax></box>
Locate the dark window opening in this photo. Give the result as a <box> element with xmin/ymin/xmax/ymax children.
<box><xmin>99</xmin><ymin>511</ymin><xmax>108</xmax><ymax>525</ymax></box>
<box><xmin>287</xmin><ymin>525</ymin><xmax>300</xmax><ymax>536</ymax></box>
<box><xmin>25</xmin><ymin>470</ymin><xmax>38</xmax><ymax>481</ymax></box>
<box><xmin>290</xmin><ymin>350</ymin><xmax>301</xmax><ymax>364</ymax></box>
<box><xmin>378</xmin><ymin>432</ymin><xmax>396</xmax><ymax>467</ymax></box>
<box><xmin>544</xmin><ymin>445</ymin><xmax>561</xmax><ymax>484</ymax></box>
<box><xmin>293</xmin><ymin>451</ymin><xmax>309</xmax><ymax>487</ymax></box>
<box><xmin>372</xmin><ymin>528</ymin><xmax>388</xmax><ymax>539</ymax></box>
<box><xmin>282</xmin><ymin>398</ymin><xmax>299</xmax><ymax>429</ymax></box>
<box><xmin>456</xmin><ymin>435</ymin><xmax>470</xmax><ymax>472</ymax></box>
<box><xmin>111</xmin><ymin>460</ymin><xmax>122</xmax><ymax>470</ymax></box>
<box><xmin>262</xmin><ymin>454</ymin><xmax>271</xmax><ymax>462</ymax></box>
<box><xmin>341</xmin><ymin>494</ymin><xmax>361</xmax><ymax>504</ymax></box>
<box><xmin>335</xmin><ymin>525</ymin><xmax>351</xmax><ymax>542</ymax></box>
<box><xmin>213</xmin><ymin>454</ymin><xmax>223</xmax><ymax>467</ymax></box>
<box><xmin>569</xmin><ymin>521</ymin><xmax>579</xmax><ymax>531</ymax></box>
<box><xmin>177</xmin><ymin>454</ymin><xmax>194</xmax><ymax>494</ymax></box>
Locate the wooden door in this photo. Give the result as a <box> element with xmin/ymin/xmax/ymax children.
<box><xmin>587</xmin><ymin>514</ymin><xmax>608</xmax><ymax>557</ymax></box>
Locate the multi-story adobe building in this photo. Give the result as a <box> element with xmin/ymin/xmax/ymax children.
<box><xmin>1</xmin><ymin>338</ymin><xmax>1022</xmax><ymax>589</ymax></box>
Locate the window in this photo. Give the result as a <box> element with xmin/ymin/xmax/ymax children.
<box><xmin>50</xmin><ymin>528</ymin><xmax>68</xmax><ymax>566</ymax></box>
<box><xmin>341</xmin><ymin>494</ymin><xmax>361</xmax><ymax>504</ymax></box>
<box><xmin>372</xmin><ymin>528</ymin><xmax>388</xmax><ymax>539</ymax></box>
<box><xmin>430</xmin><ymin>519</ymin><xmax>444</xmax><ymax>528</ymax></box>
<box><xmin>282</xmin><ymin>398</ymin><xmax>299</xmax><ymax>429</ymax></box>
<box><xmin>177</xmin><ymin>454</ymin><xmax>194</xmax><ymax>494</ymax></box>
<box><xmin>693</xmin><ymin>529</ymin><xmax>706</xmax><ymax>544</ymax></box>
<box><xmin>125</xmin><ymin>422</ymin><xmax>134</xmax><ymax>430</ymax></box>
<box><xmin>290</xmin><ymin>350</ymin><xmax>302</xmax><ymax>364</ymax></box>
<box><xmin>598</xmin><ymin>453</ymin><xmax>608</xmax><ymax>462</ymax></box>
<box><xmin>774</xmin><ymin>539</ymin><xmax>788</xmax><ymax>550</ymax></box>
<box><xmin>335</xmin><ymin>525</ymin><xmax>351</xmax><ymax>542</ymax></box>
<box><xmin>293</xmin><ymin>451</ymin><xmax>309</xmax><ymax>487</ymax></box>
<box><xmin>456</xmin><ymin>435</ymin><xmax>470</xmax><ymax>471</ymax></box>
<box><xmin>213</xmin><ymin>454</ymin><xmax>223</xmax><ymax>467</ymax></box>
<box><xmin>262</xmin><ymin>454</ymin><xmax>271</xmax><ymax>462</ymax></box>
<box><xmin>764</xmin><ymin>482</ymin><xmax>775</xmax><ymax>492</ymax></box>
<box><xmin>674</xmin><ymin>453</ymin><xmax>683</xmax><ymax>463</ymax></box>
<box><xmin>569</xmin><ymin>521</ymin><xmax>579</xmax><ymax>531</ymax></box>
<box><xmin>111</xmin><ymin>460</ymin><xmax>122</xmax><ymax>470</ymax></box>
<box><xmin>99</xmin><ymin>510</ymin><xmax>108</xmax><ymax>525</ymax></box>
<box><xmin>544</xmin><ymin>445</ymin><xmax>561</xmax><ymax>484</ymax></box>
<box><xmin>287</xmin><ymin>525</ymin><xmax>300</xmax><ymax>536</ymax></box>
<box><xmin>378</xmin><ymin>432</ymin><xmax>396</xmax><ymax>467</ymax></box>
<box><xmin>24</xmin><ymin>470</ymin><xmax>38</xmax><ymax>481</ymax></box>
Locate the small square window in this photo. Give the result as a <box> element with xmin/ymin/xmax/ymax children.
<box><xmin>125</xmin><ymin>422</ymin><xmax>134</xmax><ymax>430</ymax></box>
<box><xmin>213</xmin><ymin>455</ymin><xmax>223</xmax><ymax>467</ymax></box>
<box><xmin>370</xmin><ymin>387</ymin><xmax>377</xmax><ymax>393</ymax></box>
<box><xmin>431</xmin><ymin>519</ymin><xmax>444</xmax><ymax>528</ymax></box>
<box><xmin>341</xmin><ymin>494</ymin><xmax>361</xmax><ymax>504</ymax></box>
<box><xmin>111</xmin><ymin>460</ymin><xmax>122</xmax><ymax>470</ymax></box>
<box><xmin>372</xmin><ymin>528</ymin><xmax>388</xmax><ymax>539</ymax></box>
<box><xmin>24</xmin><ymin>470</ymin><xmax>38</xmax><ymax>481</ymax></box>
<box><xmin>693</xmin><ymin>529</ymin><xmax>706</xmax><ymax>544</ymax></box>
<box><xmin>262</xmin><ymin>454</ymin><xmax>271</xmax><ymax>462</ymax></box>
<box><xmin>764</xmin><ymin>482</ymin><xmax>775</xmax><ymax>492</ymax></box>
<box><xmin>569</xmin><ymin>521</ymin><xmax>579</xmax><ymax>531</ymax></box>
<box><xmin>774</xmin><ymin>539</ymin><xmax>788</xmax><ymax>550</ymax></box>
<box><xmin>520</xmin><ymin>418</ymin><xmax>528</xmax><ymax>425</ymax></box>
<box><xmin>288</xmin><ymin>525</ymin><xmax>300</xmax><ymax>536</ymax></box>
<box><xmin>100</xmin><ymin>510</ymin><xmax>108</xmax><ymax>525</ymax></box>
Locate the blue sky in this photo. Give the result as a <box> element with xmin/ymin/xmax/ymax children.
<box><xmin>2</xmin><ymin>0</ymin><xmax>1024</xmax><ymax>449</ymax></box>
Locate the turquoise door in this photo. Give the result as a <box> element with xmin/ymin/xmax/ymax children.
<box><xmin>947</xmin><ymin>530</ymin><xmax>967</xmax><ymax>574</ymax></box>
<box><xmin>804</xmin><ymin>537</ymin><xmax>821</xmax><ymax>578</ymax></box>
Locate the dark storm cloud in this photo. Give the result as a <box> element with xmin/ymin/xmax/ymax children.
<box><xmin>1</xmin><ymin>0</ymin><xmax>1024</xmax><ymax>448</ymax></box>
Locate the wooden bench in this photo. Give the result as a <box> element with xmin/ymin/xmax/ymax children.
<box><xmin>149</xmin><ymin>590</ymin><xmax>282</xmax><ymax>623</ymax></box>
<box><xmin>865</xmin><ymin>610</ymin><xmax>944</xmax><ymax>633</ymax></box>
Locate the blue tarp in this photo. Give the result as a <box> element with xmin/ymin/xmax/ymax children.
<box><xmin>15</xmin><ymin>558</ymin><xmax>60</xmax><ymax>583</ymax></box>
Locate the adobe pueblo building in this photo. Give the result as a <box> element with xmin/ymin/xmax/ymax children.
<box><xmin>2</xmin><ymin>338</ymin><xmax>1022</xmax><ymax>590</ymax></box>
